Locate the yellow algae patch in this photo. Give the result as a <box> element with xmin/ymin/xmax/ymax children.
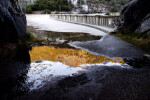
<box><xmin>29</xmin><ymin>46</ymin><xmax>126</xmax><ymax>67</ymax></box>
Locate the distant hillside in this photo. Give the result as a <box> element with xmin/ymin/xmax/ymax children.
<box><xmin>26</xmin><ymin>0</ymin><xmax>132</xmax><ymax>13</ymax></box>
<box><xmin>18</xmin><ymin>0</ymin><xmax>38</xmax><ymax>9</ymax></box>
<box><xmin>68</xmin><ymin>0</ymin><xmax>132</xmax><ymax>12</ymax></box>
<box><xmin>26</xmin><ymin>0</ymin><xmax>71</xmax><ymax>13</ymax></box>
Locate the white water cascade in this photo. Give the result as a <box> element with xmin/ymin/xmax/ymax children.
<box><xmin>68</xmin><ymin>0</ymin><xmax>89</xmax><ymax>12</ymax></box>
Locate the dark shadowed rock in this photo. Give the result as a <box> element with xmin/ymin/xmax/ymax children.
<box><xmin>118</xmin><ymin>0</ymin><xmax>150</xmax><ymax>34</ymax></box>
<box><xmin>0</xmin><ymin>0</ymin><xmax>26</xmax><ymax>43</ymax></box>
<box><xmin>136</xmin><ymin>14</ymin><xmax>150</xmax><ymax>34</ymax></box>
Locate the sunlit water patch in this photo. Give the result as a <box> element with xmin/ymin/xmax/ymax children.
<box><xmin>27</xmin><ymin>61</ymin><xmax>83</xmax><ymax>90</ymax></box>
<box><xmin>26</xmin><ymin>46</ymin><xmax>127</xmax><ymax>90</ymax></box>
<box><xmin>29</xmin><ymin>46</ymin><xmax>125</xmax><ymax>66</ymax></box>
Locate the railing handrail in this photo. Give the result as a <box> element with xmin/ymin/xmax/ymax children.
<box><xmin>50</xmin><ymin>14</ymin><xmax>120</xmax><ymax>18</ymax></box>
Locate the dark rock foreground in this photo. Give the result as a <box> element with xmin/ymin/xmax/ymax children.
<box><xmin>118</xmin><ymin>0</ymin><xmax>150</xmax><ymax>34</ymax></box>
<box><xmin>0</xmin><ymin>0</ymin><xmax>26</xmax><ymax>43</ymax></box>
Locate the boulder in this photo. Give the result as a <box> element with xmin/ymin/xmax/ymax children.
<box><xmin>136</xmin><ymin>14</ymin><xmax>150</xmax><ymax>34</ymax></box>
<box><xmin>0</xmin><ymin>0</ymin><xmax>26</xmax><ymax>43</ymax></box>
<box><xmin>118</xmin><ymin>0</ymin><xmax>150</xmax><ymax>34</ymax></box>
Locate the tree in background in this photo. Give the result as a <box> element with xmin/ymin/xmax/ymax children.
<box><xmin>26</xmin><ymin>0</ymin><xmax>72</xmax><ymax>13</ymax></box>
<box><xmin>111</xmin><ymin>1</ymin><xmax>118</xmax><ymax>12</ymax></box>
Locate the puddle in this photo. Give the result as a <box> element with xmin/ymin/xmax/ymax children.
<box><xmin>25</xmin><ymin>21</ymin><xmax>127</xmax><ymax>91</ymax></box>
<box><xmin>29</xmin><ymin>46</ymin><xmax>125</xmax><ymax>67</ymax></box>
<box><xmin>45</xmin><ymin>31</ymin><xmax>102</xmax><ymax>43</ymax></box>
<box><xmin>26</xmin><ymin>46</ymin><xmax>127</xmax><ymax>90</ymax></box>
<box><xmin>27</xmin><ymin>26</ymin><xmax>102</xmax><ymax>49</ymax></box>
<box><xmin>27</xmin><ymin>61</ymin><xmax>83</xmax><ymax>90</ymax></box>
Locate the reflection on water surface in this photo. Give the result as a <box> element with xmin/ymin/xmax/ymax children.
<box><xmin>27</xmin><ymin>46</ymin><xmax>126</xmax><ymax>90</ymax></box>
<box><xmin>29</xmin><ymin>46</ymin><xmax>125</xmax><ymax>67</ymax></box>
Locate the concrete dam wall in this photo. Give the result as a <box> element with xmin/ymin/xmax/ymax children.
<box><xmin>50</xmin><ymin>14</ymin><xmax>120</xmax><ymax>28</ymax></box>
